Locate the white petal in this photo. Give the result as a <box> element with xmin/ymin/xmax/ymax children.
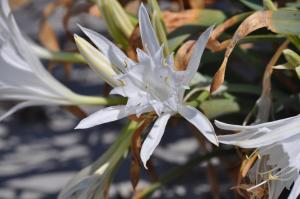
<box><xmin>136</xmin><ymin>48</ymin><xmax>149</xmax><ymax>63</ymax></box>
<box><xmin>109</xmin><ymin>87</ymin><xmax>126</xmax><ymax>96</ymax></box>
<box><xmin>217</xmin><ymin>128</ymin><xmax>270</xmax><ymax>146</ymax></box>
<box><xmin>221</xmin><ymin>119</ymin><xmax>300</xmax><ymax>148</ymax></box>
<box><xmin>79</xmin><ymin>25</ymin><xmax>133</xmax><ymax>72</ymax></box>
<box><xmin>214</xmin><ymin>114</ymin><xmax>300</xmax><ymax>131</ymax></box>
<box><xmin>178</xmin><ymin>105</ymin><xmax>218</xmax><ymax>145</ymax></box>
<box><xmin>75</xmin><ymin>106</ymin><xmax>130</xmax><ymax>129</ymax></box>
<box><xmin>0</xmin><ymin>101</ymin><xmax>41</xmax><ymax>122</ymax></box>
<box><xmin>140</xmin><ymin>113</ymin><xmax>171</xmax><ymax>168</ymax></box>
<box><xmin>138</xmin><ymin>4</ymin><xmax>160</xmax><ymax>56</ymax></box>
<box><xmin>6</xmin><ymin>14</ymin><xmax>77</xmax><ymax>99</ymax></box>
<box><xmin>184</xmin><ymin>26</ymin><xmax>213</xmax><ymax>84</ymax></box>
<box><xmin>1</xmin><ymin>42</ymin><xmax>31</xmax><ymax>72</ymax></box>
<box><xmin>288</xmin><ymin>176</ymin><xmax>300</xmax><ymax>199</ymax></box>
<box><xmin>0</xmin><ymin>0</ymin><xmax>10</xmax><ymax>18</ymax></box>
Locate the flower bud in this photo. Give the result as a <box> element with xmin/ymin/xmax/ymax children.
<box><xmin>74</xmin><ymin>34</ymin><xmax>121</xmax><ymax>87</ymax></box>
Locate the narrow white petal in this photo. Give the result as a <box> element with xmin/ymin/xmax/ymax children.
<box><xmin>215</xmin><ymin>114</ymin><xmax>300</xmax><ymax>131</ymax></box>
<box><xmin>0</xmin><ymin>101</ymin><xmax>41</xmax><ymax>122</ymax></box>
<box><xmin>218</xmin><ymin>127</ymin><xmax>271</xmax><ymax>145</ymax></box>
<box><xmin>6</xmin><ymin>14</ymin><xmax>77</xmax><ymax>99</ymax></box>
<box><xmin>138</xmin><ymin>4</ymin><xmax>160</xmax><ymax>57</ymax></box>
<box><xmin>79</xmin><ymin>25</ymin><xmax>133</xmax><ymax>72</ymax></box>
<box><xmin>75</xmin><ymin>106</ymin><xmax>130</xmax><ymax>129</ymax></box>
<box><xmin>179</xmin><ymin>105</ymin><xmax>218</xmax><ymax>145</ymax></box>
<box><xmin>140</xmin><ymin>113</ymin><xmax>171</xmax><ymax>168</ymax></box>
<box><xmin>221</xmin><ymin>119</ymin><xmax>300</xmax><ymax>148</ymax></box>
<box><xmin>288</xmin><ymin>176</ymin><xmax>300</xmax><ymax>199</ymax></box>
<box><xmin>0</xmin><ymin>0</ymin><xmax>10</xmax><ymax>17</ymax></box>
<box><xmin>109</xmin><ymin>87</ymin><xmax>126</xmax><ymax>96</ymax></box>
<box><xmin>1</xmin><ymin>42</ymin><xmax>31</xmax><ymax>72</ymax></box>
<box><xmin>184</xmin><ymin>26</ymin><xmax>214</xmax><ymax>84</ymax></box>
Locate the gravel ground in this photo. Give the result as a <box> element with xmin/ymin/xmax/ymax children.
<box><xmin>0</xmin><ymin>1</ymin><xmax>236</xmax><ymax>199</ymax></box>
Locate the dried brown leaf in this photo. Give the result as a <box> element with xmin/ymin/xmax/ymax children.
<box><xmin>207</xmin><ymin>12</ymin><xmax>251</xmax><ymax>52</ymax></box>
<box><xmin>210</xmin><ymin>11</ymin><xmax>272</xmax><ymax>93</ymax></box>
<box><xmin>127</xmin><ymin>25</ymin><xmax>143</xmax><ymax>61</ymax></box>
<box><xmin>64</xmin><ymin>106</ymin><xmax>87</xmax><ymax>119</ymax></box>
<box><xmin>175</xmin><ymin>40</ymin><xmax>195</xmax><ymax>71</ymax></box>
<box><xmin>162</xmin><ymin>10</ymin><xmax>200</xmax><ymax>32</ymax></box>
<box><xmin>131</xmin><ymin>158</ymin><xmax>141</xmax><ymax>191</ymax></box>
<box><xmin>188</xmin><ymin>0</ymin><xmax>205</xmax><ymax>9</ymax></box>
<box><xmin>62</xmin><ymin>2</ymin><xmax>95</xmax><ymax>42</ymax></box>
<box><xmin>240</xmin><ymin>153</ymin><xmax>258</xmax><ymax>178</ymax></box>
<box><xmin>39</xmin><ymin>20</ymin><xmax>60</xmax><ymax>51</ymax></box>
<box><xmin>130</xmin><ymin>117</ymin><xmax>156</xmax><ymax>190</ymax></box>
<box><xmin>9</xmin><ymin>0</ymin><xmax>30</xmax><ymax>10</ymax></box>
<box><xmin>131</xmin><ymin>123</ymin><xmax>143</xmax><ymax>191</ymax></box>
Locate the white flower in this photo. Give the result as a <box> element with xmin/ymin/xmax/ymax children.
<box><xmin>75</xmin><ymin>4</ymin><xmax>217</xmax><ymax>168</ymax></box>
<box><xmin>215</xmin><ymin>115</ymin><xmax>300</xmax><ymax>199</ymax></box>
<box><xmin>0</xmin><ymin>0</ymin><xmax>103</xmax><ymax>121</ymax></box>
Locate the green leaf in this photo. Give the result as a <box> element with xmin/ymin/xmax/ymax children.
<box><xmin>283</xmin><ymin>49</ymin><xmax>300</xmax><ymax>66</ymax></box>
<box><xmin>194</xmin><ymin>9</ymin><xmax>226</xmax><ymax>26</ymax></box>
<box><xmin>148</xmin><ymin>0</ymin><xmax>170</xmax><ymax>55</ymax></box>
<box><xmin>295</xmin><ymin>66</ymin><xmax>300</xmax><ymax>79</ymax></box>
<box><xmin>200</xmin><ymin>99</ymin><xmax>240</xmax><ymax>118</ymax></box>
<box><xmin>58</xmin><ymin>121</ymin><xmax>140</xmax><ymax>199</ymax></box>
<box><xmin>240</xmin><ymin>0</ymin><xmax>263</xmax><ymax>10</ymax></box>
<box><xmin>271</xmin><ymin>10</ymin><xmax>300</xmax><ymax>35</ymax></box>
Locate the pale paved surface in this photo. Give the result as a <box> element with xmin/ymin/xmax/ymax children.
<box><xmin>0</xmin><ymin>1</ymin><xmax>235</xmax><ymax>198</ymax></box>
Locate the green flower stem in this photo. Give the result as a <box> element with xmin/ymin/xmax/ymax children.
<box><xmin>186</xmin><ymin>90</ymin><xmax>210</xmax><ymax>107</ymax></box>
<box><xmin>31</xmin><ymin>44</ymin><xmax>86</xmax><ymax>64</ymax></box>
<box><xmin>263</xmin><ymin>0</ymin><xmax>277</xmax><ymax>11</ymax></box>
<box><xmin>135</xmin><ymin>148</ymin><xmax>235</xmax><ymax>199</ymax></box>
<box><xmin>74</xmin><ymin>95</ymin><xmax>127</xmax><ymax>106</ymax></box>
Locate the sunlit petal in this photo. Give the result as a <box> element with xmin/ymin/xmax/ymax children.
<box><xmin>138</xmin><ymin>4</ymin><xmax>160</xmax><ymax>57</ymax></box>
<box><xmin>75</xmin><ymin>106</ymin><xmax>131</xmax><ymax>129</ymax></box>
<box><xmin>179</xmin><ymin>105</ymin><xmax>218</xmax><ymax>145</ymax></box>
<box><xmin>140</xmin><ymin>113</ymin><xmax>171</xmax><ymax>168</ymax></box>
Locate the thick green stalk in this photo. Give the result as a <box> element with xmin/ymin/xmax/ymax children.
<box><xmin>74</xmin><ymin>95</ymin><xmax>126</xmax><ymax>106</ymax></box>
<box><xmin>31</xmin><ymin>44</ymin><xmax>86</xmax><ymax>64</ymax></box>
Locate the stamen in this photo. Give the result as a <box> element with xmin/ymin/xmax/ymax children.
<box><xmin>247</xmin><ymin>180</ymin><xmax>268</xmax><ymax>192</ymax></box>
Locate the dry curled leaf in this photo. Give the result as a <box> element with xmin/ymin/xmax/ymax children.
<box><xmin>130</xmin><ymin>117</ymin><xmax>156</xmax><ymax>190</ymax></box>
<box><xmin>162</xmin><ymin>9</ymin><xmax>202</xmax><ymax>32</ymax></box>
<box><xmin>240</xmin><ymin>153</ymin><xmax>259</xmax><ymax>178</ymax></box>
<box><xmin>39</xmin><ymin>20</ymin><xmax>60</xmax><ymax>51</ymax></box>
<box><xmin>9</xmin><ymin>0</ymin><xmax>30</xmax><ymax>10</ymax></box>
<box><xmin>63</xmin><ymin>2</ymin><xmax>98</xmax><ymax>41</ymax></box>
<box><xmin>253</xmin><ymin>40</ymin><xmax>289</xmax><ymax>123</ymax></box>
<box><xmin>64</xmin><ymin>106</ymin><xmax>87</xmax><ymax>119</ymax></box>
<box><xmin>207</xmin><ymin>12</ymin><xmax>251</xmax><ymax>52</ymax></box>
<box><xmin>210</xmin><ymin>9</ymin><xmax>300</xmax><ymax>93</ymax></box>
<box><xmin>127</xmin><ymin>25</ymin><xmax>143</xmax><ymax>61</ymax></box>
<box><xmin>175</xmin><ymin>40</ymin><xmax>195</xmax><ymax>71</ymax></box>
<box><xmin>130</xmin><ymin>122</ymin><xmax>143</xmax><ymax>190</ymax></box>
<box><xmin>188</xmin><ymin>0</ymin><xmax>205</xmax><ymax>9</ymax></box>
<box><xmin>210</xmin><ymin>11</ymin><xmax>272</xmax><ymax>93</ymax></box>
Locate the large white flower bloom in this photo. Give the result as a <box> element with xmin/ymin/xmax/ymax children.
<box><xmin>75</xmin><ymin>4</ymin><xmax>217</xmax><ymax>167</ymax></box>
<box><xmin>0</xmin><ymin>0</ymin><xmax>103</xmax><ymax>121</ymax></box>
<box><xmin>215</xmin><ymin>115</ymin><xmax>300</xmax><ymax>199</ymax></box>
